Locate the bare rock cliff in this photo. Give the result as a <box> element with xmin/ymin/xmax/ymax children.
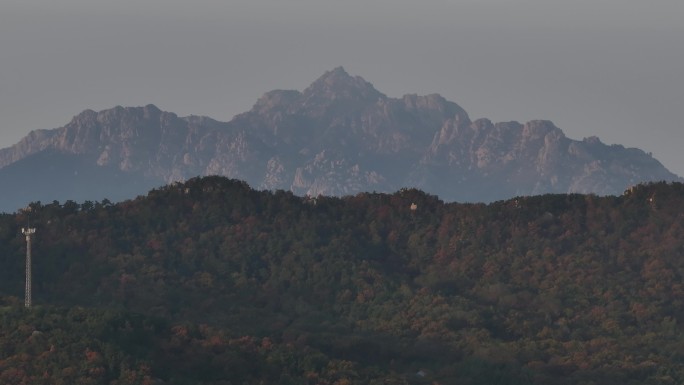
<box><xmin>0</xmin><ymin>67</ymin><xmax>680</xmax><ymax>211</ymax></box>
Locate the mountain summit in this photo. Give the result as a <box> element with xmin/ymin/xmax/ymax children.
<box><xmin>303</xmin><ymin>66</ymin><xmax>384</xmax><ymax>102</ymax></box>
<box><xmin>0</xmin><ymin>68</ymin><xmax>680</xmax><ymax>212</ymax></box>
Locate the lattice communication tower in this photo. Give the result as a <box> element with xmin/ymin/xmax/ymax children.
<box><xmin>22</xmin><ymin>227</ymin><xmax>36</xmax><ymax>308</ymax></box>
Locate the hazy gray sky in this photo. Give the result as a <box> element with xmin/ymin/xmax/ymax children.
<box><xmin>2</xmin><ymin>0</ymin><xmax>683</xmax><ymax>175</ymax></box>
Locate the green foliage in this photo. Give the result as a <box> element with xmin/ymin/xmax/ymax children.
<box><xmin>2</xmin><ymin>178</ymin><xmax>684</xmax><ymax>384</ymax></box>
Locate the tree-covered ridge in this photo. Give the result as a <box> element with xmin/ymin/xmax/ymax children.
<box><xmin>1</xmin><ymin>177</ymin><xmax>684</xmax><ymax>384</ymax></box>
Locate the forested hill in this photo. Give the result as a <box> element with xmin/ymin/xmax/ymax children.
<box><xmin>2</xmin><ymin>177</ymin><xmax>684</xmax><ymax>384</ymax></box>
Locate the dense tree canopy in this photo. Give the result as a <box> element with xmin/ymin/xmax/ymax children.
<box><xmin>1</xmin><ymin>177</ymin><xmax>684</xmax><ymax>384</ymax></box>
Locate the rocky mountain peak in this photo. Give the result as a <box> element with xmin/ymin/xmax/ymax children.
<box><xmin>521</xmin><ymin>120</ymin><xmax>562</xmax><ymax>139</ymax></box>
<box><xmin>90</xmin><ymin>104</ymin><xmax>163</xmax><ymax>127</ymax></box>
<box><xmin>402</xmin><ymin>93</ymin><xmax>471</xmax><ymax>126</ymax></box>
<box><xmin>0</xmin><ymin>68</ymin><xmax>681</xmax><ymax>212</ymax></box>
<box><xmin>303</xmin><ymin>66</ymin><xmax>384</xmax><ymax>103</ymax></box>
<box><xmin>253</xmin><ymin>90</ymin><xmax>302</xmax><ymax>114</ymax></box>
<box><xmin>67</xmin><ymin>109</ymin><xmax>98</xmax><ymax>127</ymax></box>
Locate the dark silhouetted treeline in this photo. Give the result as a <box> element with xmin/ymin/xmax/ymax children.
<box><xmin>2</xmin><ymin>177</ymin><xmax>684</xmax><ymax>384</ymax></box>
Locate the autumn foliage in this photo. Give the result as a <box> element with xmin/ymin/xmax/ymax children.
<box><xmin>1</xmin><ymin>177</ymin><xmax>684</xmax><ymax>384</ymax></box>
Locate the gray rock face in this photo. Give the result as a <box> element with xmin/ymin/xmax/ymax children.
<box><xmin>0</xmin><ymin>67</ymin><xmax>680</xmax><ymax>212</ymax></box>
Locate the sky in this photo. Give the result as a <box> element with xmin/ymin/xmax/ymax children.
<box><xmin>2</xmin><ymin>0</ymin><xmax>683</xmax><ymax>175</ymax></box>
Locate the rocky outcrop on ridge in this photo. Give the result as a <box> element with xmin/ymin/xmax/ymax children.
<box><xmin>0</xmin><ymin>67</ymin><xmax>679</xmax><ymax>212</ymax></box>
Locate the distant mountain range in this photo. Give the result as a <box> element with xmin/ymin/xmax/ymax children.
<box><xmin>0</xmin><ymin>67</ymin><xmax>679</xmax><ymax>212</ymax></box>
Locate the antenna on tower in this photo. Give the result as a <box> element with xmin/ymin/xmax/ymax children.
<box><xmin>22</xmin><ymin>208</ymin><xmax>36</xmax><ymax>309</ymax></box>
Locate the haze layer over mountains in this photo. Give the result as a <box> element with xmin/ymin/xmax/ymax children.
<box><xmin>0</xmin><ymin>68</ymin><xmax>679</xmax><ymax>213</ymax></box>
